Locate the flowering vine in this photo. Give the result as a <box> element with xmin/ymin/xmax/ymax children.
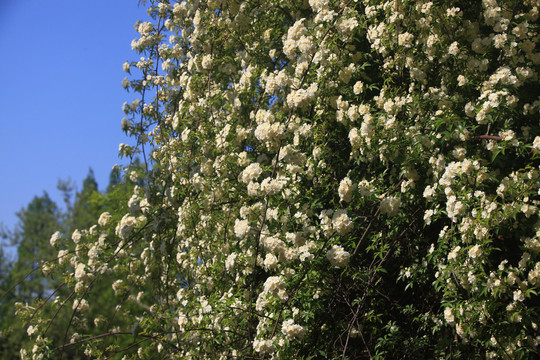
<box><xmin>19</xmin><ymin>0</ymin><xmax>540</xmax><ymax>359</ymax></box>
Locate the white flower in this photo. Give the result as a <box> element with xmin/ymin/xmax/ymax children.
<box><xmin>98</xmin><ymin>212</ymin><xmax>112</xmax><ymax>227</ymax></box>
<box><xmin>287</xmin><ymin>18</ymin><xmax>307</xmax><ymax>41</ymax></box>
<box><xmin>338</xmin><ymin>177</ymin><xmax>355</xmax><ymax>203</ymax></box>
<box><xmin>446</xmin><ymin>196</ymin><xmax>465</xmax><ymax>221</ymax></box>
<box><xmin>87</xmin><ymin>246</ymin><xmax>100</xmax><ymax>264</ymax></box>
<box><xmin>72</xmin><ymin>229</ymin><xmax>82</xmax><ymax>244</ymax></box>
<box><xmin>444</xmin><ymin>307</ymin><xmax>455</xmax><ymax>325</ymax></box>
<box><xmin>513</xmin><ymin>289</ymin><xmax>525</xmax><ymax>302</ymax></box>
<box><xmin>337</xmin><ymin>17</ymin><xmax>358</xmax><ymax>37</ymax></box>
<box><xmin>286</xmin><ymin>83</ymin><xmax>318</xmax><ymax>108</ymax></box>
<box><xmin>73</xmin><ymin>298</ymin><xmax>89</xmax><ymax>312</ymax></box>
<box><xmin>200</xmin><ymin>299</ymin><xmax>212</xmax><ymax>313</ymax></box>
<box><xmin>349</xmin><ymin>128</ymin><xmax>361</xmax><ymax>149</ymax></box>
<box><xmin>468</xmin><ymin>244</ymin><xmax>482</xmax><ymax>259</ymax></box>
<box><xmin>326</xmin><ymin>245</ymin><xmax>350</xmax><ymax>267</ymax></box>
<box><xmin>281</xmin><ymin>319</ymin><xmax>306</xmax><ymax>339</ymax></box>
<box><xmin>533</xmin><ymin>136</ymin><xmax>540</xmax><ymax>149</ymax></box>
<box><xmin>424</xmin><ymin>209</ymin><xmax>435</xmax><ymax>225</ymax></box>
<box><xmin>74</xmin><ymin>263</ymin><xmax>87</xmax><ymax>281</ymax></box>
<box><xmin>247</xmin><ymin>181</ymin><xmax>260</xmax><ymax>196</ymax></box>
<box><xmin>357</xmin><ymin>180</ymin><xmax>373</xmax><ymax>197</ymax></box>
<box><xmin>50</xmin><ymin>231</ymin><xmax>61</xmax><ymax>247</ymax></box>
<box><xmin>448</xmin><ymin>41</ymin><xmax>460</xmax><ymax>55</ymax></box>
<box><xmin>493</xmin><ymin>33</ymin><xmax>507</xmax><ymax>49</ymax></box>
<box><xmin>57</xmin><ymin>249</ymin><xmax>69</xmax><ymax>265</ymax></box>
<box><xmin>398</xmin><ymin>32</ymin><xmax>414</xmax><ymax>47</ymax></box>
<box><xmin>253</xmin><ymin>339</ymin><xmax>274</xmax><ymax>353</ymax></box>
<box><xmin>309</xmin><ymin>0</ymin><xmax>329</xmax><ymax>12</ymax></box>
<box><xmin>201</xmin><ymin>54</ymin><xmax>213</xmax><ymax>69</ymax></box>
<box><xmin>448</xmin><ymin>246</ymin><xmax>461</xmax><ymax>260</ymax></box>
<box><xmin>423</xmin><ymin>185</ymin><xmax>435</xmax><ymax>200</ymax></box>
<box><xmin>298</xmin><ymin>36</ymin><xmax>315</xmax><ymax>55</ymax></box>
<box><xmin>234</xmin><ymin>219</ymin><xmax>250</xmax><ymax>238</ymax></box>
<box><xmin>261</xmin><ymin>177</ymin><xmax>282</xmax><ymax>195</ymax></box>
<box><xmin>137</xmin><ymin>22</ymin><xmax>153</xmax><ymax>35</ymax></box>
<box><xmin>254</xmin><ymin>122</ymin><xmax>286</xmax><ymax>146</ymax></box>
<box><xmin>339</xmin><ymin>63</ymin><xmax>355</xmax><ymax>84</ymax></box>
<box><xmin>353</xmin><ymin>81</ymin><xmax>364</xmax><ymax>95</ymax></box>
<box><xmin>177</xmin><ymin>313</ymin><xmax>188</xmax><ymax>330</ymax></box>
<box><xmin>464</xmin><ymin>102</ymin><xmax>476</xmax><ymax>117</ymax></box>
<box><xmin>521</xmin><ymin>204</ymin><xmax>537</xmax><ymax>218</ymax></box>
<box><xmin>263</xmin><ymin>253</ymin><xmax>278</xmax><ymax>270</ymax></box>
<box><xmin>241</xmin><ymin>163</ymin><xmax>263</xmax><ymax>184</ymax></box>
<box><xmin>360</xmin><ymin>121</ymin><xmax>373</xmax><ymax>138</ymax></box>
<box><xmin>122</xmin><ymin>77</ymin><xmax>130</xmax><ymax>89</ymax></box>
<box><xmin>456</xmin><ymin>323</ymin><xmax>466</xmax><ymax>337</ymax></box>
<box><xmin>263</xmin><ymin>276</ymin><xmax>287</xmax><ymax>300</ymax></box>
<box><xmin>446</xmin><ymin>7</ymin><xmax>461</xmax><ymax>16</ymax></box>
<box><xmin>332</xmin><ymin>210</ymin><xmax>353</xmax><ymax>234</ymax></box>
<box><xmin>225</xmin><ymin>253</ymin><xmax>237</xmax><ymax>272</ymax></box>
<box><xmin>115</xmin><ymin>214</ymin><xmax>137</xmax><ymax>239</ymax></box>
<box><xmin>457</xmin><ymin>75</ymin><xmax>468</xmax><ymax>86</ymax></box>
<box><xmin>380</xmin><ymin>196</ymin><xmax>401</xmax><ymax>216</ymax></box>
<box><xmin>27</xmin><ymin>325</ymin><xmax>38</xmax><ymax>336</ymax></box>
<box><xmin>112</xmin><ymin>279</ymin><xmax>123</xmax><ymax>295</ymax></box>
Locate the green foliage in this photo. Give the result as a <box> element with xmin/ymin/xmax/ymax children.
<box><xmin>0</xmin><ymin>193</ymin><xmax>61</xmax><ymax>358</ymax></box>
<box><xmin>71</xmin><ymin>169</ymin><xmax>100</xmax><ymax>231</ymax></box>
<box><xmin>0</xmin><ymin>167</ymin><xmax>143</xmax><ymax>359</ymax></box>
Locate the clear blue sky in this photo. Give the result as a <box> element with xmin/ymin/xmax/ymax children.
<box><xmin>0</xmin><ymin>0</ymin><xmax>149</xmax><ymax>241</ymax></box>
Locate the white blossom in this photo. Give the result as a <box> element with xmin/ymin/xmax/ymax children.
<box><xmin>281</xmin><ymin>319</ymin><xmax>306</xmax><ymax>339</ymax></box>
<box><xmin>49</xmin><ymin>231</ymin><xmax>61</xmax><ymax>247</ymax></box>
<box><xmin>332</xmin><ymin>210</ymin><xmax>353</xmax><ymax>234</ymax></box>
<box><xmin>338</xmin><ymin>177</ymin><xmax>355</xmax><ymax>203</ymax></box>
<box><xmin>380</xmin><ymin>196</ymin><xmax>401</xmax><ymax>216</ymax></box>
<box><xmin>326</xmin><ymin>245</ymin><xmax>350</xmax><ymax>267</ymax></box>
<box><xmin>234</xmin><ymin>219</ymin><xmax>250</xmax><ymax>239</ymax></box>
<box><xmin>98</xmin><ymin>212</ymin><xmax>112</xmax><ymax>227</ymax></box>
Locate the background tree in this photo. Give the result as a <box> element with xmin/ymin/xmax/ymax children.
<box><xmin>67</xmin><ymin>168</ymin><xmax>101</xmax><ymax>231</ymax></box>
<box><xmin>0</xmin><ymin>236</ymin><xmax>15</xmax><ymax>359</ymax></box>
<box><xmin>9</xmin><ymin>193</ymin><xmax>60</xmax><ymax>301</ymax></box>
<box><xmin>1</xmin><ymin>168</ymin><xmax>142</xmax><ymax>359</ymax></box>
<box><xmin>0</xmin><ymin>193</ymin><xmax>61</xmax><ymax>358</ymax></box>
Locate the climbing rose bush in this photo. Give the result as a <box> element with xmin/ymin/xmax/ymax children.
<box><xmin>21</xmin><ymin>0</ymin><xmax>540</xmax><ymax>358</ymax></box>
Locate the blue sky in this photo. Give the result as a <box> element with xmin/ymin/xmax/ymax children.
<box><xmin>0</xmin><ymin>0</ymin><xmax>149</xmax><ymax>244</ymax></box>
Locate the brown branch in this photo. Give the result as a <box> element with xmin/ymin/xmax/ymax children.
<box><xmin>25</xmin><ymin>281</ymin><xmax>65</xmax><ymax>326</ymax></box>
<box><xmin>53</xmin><ymin>331</ymin><xmax>132</xmax><ymax>351</ymax></box>
<box><xmin>467</xmin><ymin>135</ymin><xmax>503</xmax><ymax>141</ymax></box>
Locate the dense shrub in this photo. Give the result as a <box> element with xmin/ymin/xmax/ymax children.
<box><xmin>22</xmin><ymin>0</ymin><xmax>539</xmax><ymax>358</ymax></box>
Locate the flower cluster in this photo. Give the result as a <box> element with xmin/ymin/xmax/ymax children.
<box><xmin>326</xmin><ymin>245</ymin><xmax>350</xmax><ymax>267</ymax></box>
